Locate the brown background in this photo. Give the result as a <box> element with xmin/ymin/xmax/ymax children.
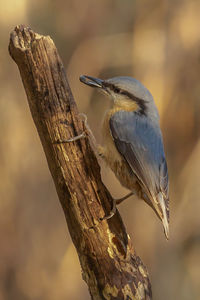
<box><xmin>0</xmin><ymin>0</ymin><xmax>200</xmax><ymax>299</ymax></box>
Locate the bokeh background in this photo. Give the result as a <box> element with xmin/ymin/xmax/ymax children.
<box><xmin>0</xmin><ymin>0</ymin><xmax>200</xmax><ymax>299</ymax></box>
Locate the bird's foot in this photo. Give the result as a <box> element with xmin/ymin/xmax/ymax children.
<box><xmin>55</xmin><ymin>132</ymin><xmax>86</xmax><ymax>143</ymax></box>
<box><xmin>101</xmin><ymin>192</ymin><xmax>134</xmax><ymax>220</ymax></box>
<box><xmin>100</xmin><ymin>198</ymin><xmax>117</xmax><ymax>220</ymax></box>
<box><xmin>54</xmin><ymin>113</ymin><xmax>89</xmax><ymax>144</ymax></box>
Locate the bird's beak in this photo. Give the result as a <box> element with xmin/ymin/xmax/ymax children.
<box><xmin>80</xmin><ymin>75</ymin><xmax>104</xmax><ymax>89</ymax></box>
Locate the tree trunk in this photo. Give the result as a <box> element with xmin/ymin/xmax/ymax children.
<box><xmin>9</xmin><ymin>25</ymin><xmax>152</xmax><ymax>300</ymax></box>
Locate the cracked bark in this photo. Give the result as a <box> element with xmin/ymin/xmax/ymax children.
<box><xmin>9</xmin><ymin>25</ymin><xmax>152</xmax><ymax>300</ymax></box>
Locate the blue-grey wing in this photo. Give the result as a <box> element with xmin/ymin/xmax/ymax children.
<box><xmin>109</xmin><ymin>110</ymin><xmax>169</xmax><ymax>199</ymax></box>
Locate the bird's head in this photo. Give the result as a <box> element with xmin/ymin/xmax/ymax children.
<box><xmin>80</xmin><ymin>75</ymin><xmax>159</xmax><ymax>118</ymax></box>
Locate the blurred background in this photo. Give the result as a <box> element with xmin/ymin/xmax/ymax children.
<box><xmin>0</xmin><ymin>0</ymin><xmax>200</xmax><ymax>299</ymax></box>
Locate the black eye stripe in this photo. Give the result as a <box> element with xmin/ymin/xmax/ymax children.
<box><xmin>113</xmin><ymin>87</ymin><xmax>121</xmax><ymax>93</ymax></box>
<box><xmin>103</xmin><ymin>82</ymin><xmax>122</xmax><ymax>94</ymax></box>
<box><xmin>103</xmin><ymin>82</ymin><xmax>147</xmax><ymax>116</ymax></box>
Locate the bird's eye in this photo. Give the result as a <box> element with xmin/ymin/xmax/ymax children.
<box><xmin>113</xmin><ymin>87</ymin><xmax>121</xmax><ymax>93</ymax></box>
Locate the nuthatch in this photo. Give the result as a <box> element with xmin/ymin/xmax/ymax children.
<box><xmin>80</xmin><ymin>75</ymin><xmax>169</xmax><ymax>239</ymax></box>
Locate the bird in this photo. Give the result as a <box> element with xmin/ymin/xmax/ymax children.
<box><xmin>80</xmin><ymin>75</ymin><xmax>169</xmax><ymax>239</ymax></box>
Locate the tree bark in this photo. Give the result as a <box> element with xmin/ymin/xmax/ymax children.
<box><xmin>9</xmin><ymin>25</ymin><xmax>152</xmax><ymax>300</ymax></box>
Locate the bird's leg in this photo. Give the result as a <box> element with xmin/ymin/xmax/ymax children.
<box><xmin>79</xmin><ymin>113</ymin><xmax>97</xmax><ymax>146</ymax></box>
<box><xmin>101</xmin><ymin>192</ymin><xmax>134</xmax><ymax>220</ymax></box>
<box><xmin>115</xmin><ymin>192</ymin><xmax>134</xmax><ymax>204</ymax></box>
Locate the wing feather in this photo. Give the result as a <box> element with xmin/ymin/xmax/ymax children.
<box><xmin>109</xmin><ymin>110</ymin><xmax>168</xmax><ymax>200</ymax></box>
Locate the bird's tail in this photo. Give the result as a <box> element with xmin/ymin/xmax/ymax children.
<box><xmin>155</xmin><ymin>192</ymin><xmax>169</xmax><ymax>239</ymax></box>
